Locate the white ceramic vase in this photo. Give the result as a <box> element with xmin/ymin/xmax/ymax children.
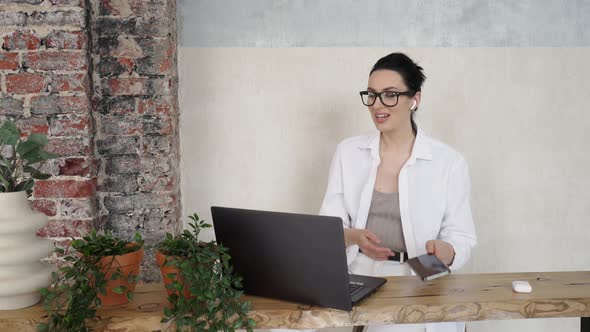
<box><xmin>0</xmin><ymin>191</ymin><xmax>54</xmax><ymax>310</ymax></box>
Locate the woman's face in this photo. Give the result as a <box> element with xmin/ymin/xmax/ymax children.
<box><xmin>366</xmin><ymin>69</ymin><xmax>418</xmax><ymax>134</ymax></box>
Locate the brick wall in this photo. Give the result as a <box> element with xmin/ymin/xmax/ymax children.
<box><xmin>0</xmin><ymin>0</ymin><xmax>181</xmax><ymax>281</ymax></box>
<box><xmin>1</xmin><ymin>0</ymin><xmax>96</xmax><ymax>241</ymax></box>
<box><xmin>90</xmin><ymin>0</ymin><xmax>181</xmax><ymax>281</ymax></box>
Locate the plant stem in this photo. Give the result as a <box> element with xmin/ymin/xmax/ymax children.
<box><xmin>10</xmin><ymin>145</ymin><xmax>17</xmax><ymax>191</ymax></box>
<box><xmin>0</xmin><ymin>154</ymin><xmax>13</xmax><ymax>191</ymax></box>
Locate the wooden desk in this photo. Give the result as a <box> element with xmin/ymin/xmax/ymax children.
<box><xmin>1</xmin><ymin>271</ymin><xmax>589</xmax><ymax>331</ymax></box>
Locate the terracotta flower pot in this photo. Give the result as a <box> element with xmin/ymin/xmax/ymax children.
<box><xmin>155</xmin><ymin>250</ymin><xmax>191</xmax><ymax>299</ymax></box>
<box><xmin>96</xmin><ymin>245</ymin><xmax>144</xmax><ymax>306</ymax></box>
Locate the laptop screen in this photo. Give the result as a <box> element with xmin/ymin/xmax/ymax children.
<box><xmin>211</xmin><ymin>206</ymin><xmax>354</xmax><ymax>311</ymax></box>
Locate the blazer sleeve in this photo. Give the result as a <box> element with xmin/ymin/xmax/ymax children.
<box><xmin>439</xmin><ymin>155</ymin><xmax>477</xmax><ymax>271</ymax></box>
<box><xmin>319</xmin><ymin>144</ymin><xmax>357</xmax><ymax>266</ymax></box>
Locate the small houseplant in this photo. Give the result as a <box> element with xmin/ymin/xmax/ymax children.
<box><xmin>0</xmin><ymin>119</ymin><xmax>57</xmax><ymax>194</ymax></box>
<box><xmin>0</xmin><ymin>119</ymin><xmax>57</xmax><ymax>310</ymax></box>
<box><xmin>156</xmin><ymin>213</ymin><xmax>255</xmax><ymax>332</ymax></box>
<box><xmin>39</xmin><ymin>231</ymin><xmax>144</xmax><ymax>332</ymax></box>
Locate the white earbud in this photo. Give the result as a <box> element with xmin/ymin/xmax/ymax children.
<box><xmin>411</xmin><ymin>100</ymin><xmax>417</xmax><ymax>111</ymax></box>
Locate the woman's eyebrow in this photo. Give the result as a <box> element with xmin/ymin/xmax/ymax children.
<box><xmin>367</xmin><ymin>86</ymin><xmax>401</xmax><ymax>92</ymax></box>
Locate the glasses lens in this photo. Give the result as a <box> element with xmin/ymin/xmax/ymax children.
<box><xmin>380</xmin><ymin>92</ymin><xmax>399</xmax><ymax>107</ymax></box>
<box><xmin>361</xmin><ymin>92</ymin><xmax>375</xmax><ymax>106</ymax></box>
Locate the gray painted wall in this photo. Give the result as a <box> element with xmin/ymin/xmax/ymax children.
<box><xmin>178</xmin><ymin>0</ymin><xmax>590</xmax><ymax>47</ymax></box>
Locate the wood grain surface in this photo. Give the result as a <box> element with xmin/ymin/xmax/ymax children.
<box><xmin>1</xmin><ymin>271</ymin><xmax>589</xmax><ymax>331</ymax></box>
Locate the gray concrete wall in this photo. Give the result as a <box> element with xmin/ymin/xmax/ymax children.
<box><xmin>178</xmin><ymin>0</ymin><xmax>590</xmax><ymax>47</ymax></box>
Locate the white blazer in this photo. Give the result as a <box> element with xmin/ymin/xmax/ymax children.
<box><xmin>319</xmin><ymin>129</ymin><xmax>477</xmax><ymax>271</ymax></box>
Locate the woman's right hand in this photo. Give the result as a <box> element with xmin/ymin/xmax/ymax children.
<box><xmin>344</xmin><ymin>228</ymin><xmax>394</xmax><ymax>261</ymax></box>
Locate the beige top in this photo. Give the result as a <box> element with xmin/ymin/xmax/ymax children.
<box><xmin>365</xmin><ymin>189</ymin><xmax>407</xmax><ymax>253</ymax></box>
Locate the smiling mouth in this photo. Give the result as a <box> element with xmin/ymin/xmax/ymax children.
<box><xmin>376</xmin><ymin>113</ymin><xmax>390</xmax><ymax>119</ymax></box>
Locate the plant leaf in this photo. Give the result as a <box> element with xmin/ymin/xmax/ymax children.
<box><xmin>15</xmin><ymin>180</ymin><xmax>34</xmax><ymax>192</ymax></box>
<box><xmin>16</xmin><ymin>140</ymin><xmax>43</xmax><ymax>159</ymax></box>
<box><xmin>0</xmin><ymin>120</ymin><xmax>19</xmax><ymax>145</ymax></box>
<box><xmin>33</xmin><ymin>172</ymin><xmax>51</xmax><ymax>180</ymax></box>
<box><xmin>0</xmin><ymin>167</ymin><xmax>10</xmax><ymax>190</ymax></box>
<box><xmin>23</xmin><ymin>166</ymin><xmax>51</xmax><ymax>180</ymax></box>
<box><xmin>27</xmin><ymin>133</ymin><xmax>49</xmax><ymax>146</ymax></box>
<box><xmin>38</xmin><ymin>150</ymin><xmax>58</xmax><ymax>160</ymax></box>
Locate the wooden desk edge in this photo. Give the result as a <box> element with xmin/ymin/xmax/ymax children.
<box><xmin>1</xmin><ymin>271</ymin><xmax>590</xmax><ymax>331</ymax></box>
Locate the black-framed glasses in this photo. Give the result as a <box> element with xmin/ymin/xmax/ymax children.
<box><xmin>359</xmin><ymin>90</ymin><xmax>414</xmax><ymax>107</ymax></box>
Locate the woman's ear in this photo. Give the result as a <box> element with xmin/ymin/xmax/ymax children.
<box><xmin>411</xmin><ymin>91</ymin><xmax>422</xmax><ymax>110</ymax></box>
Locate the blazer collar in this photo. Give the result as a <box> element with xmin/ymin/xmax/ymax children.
<box><xmin>360</xmin><ymin>129</ymin><xmax>433</xmax><ymax>163</ymax></box>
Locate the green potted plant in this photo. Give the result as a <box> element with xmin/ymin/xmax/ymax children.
<box><xmin>156</xmin><ymin>213</ymin><xmax>255</xmax><ymax>332</ymax></box>
<box><xmin>38</xmin><ymin>231</ymin><xmax>144</xmax><ymax>332</ymax></box>
<box><xmin>0</xmin><ymin>119</ymin><xmax>57</xmax><ymax>310</ymax></box>
<box><xmin>0</xmin><ymin>119</ymin><xmax>56</xmax><ymax>194</ymax></box>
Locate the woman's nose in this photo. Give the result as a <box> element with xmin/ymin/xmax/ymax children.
<box><xmin>372</xmin><ymin>96</ymin><xmax>385</xmax><ymax>109</ymax></box>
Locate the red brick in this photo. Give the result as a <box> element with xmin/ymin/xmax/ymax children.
<box><xmin>44</xmin><ymin>30</ymin><xmax>86</xmax><ymax>49</ymax></box>
<box><xmin>0</xmin><ymin>97</ymin><xmax>23</xmax><ymax>116</ymax></box>
<box><xmin>0</xmin><ymin>11</ymin><xmax>27</xmax><ymax>26</ymax></box>
<box><xmin>100</xmin><ymin>116</ymin><xmax>141</xmax><ymax>135</ymax></box>
<box><xmin>37</xmin><ymin>219</ymin><xmax>93</xmax><ymax>238</ymax></box>
<box><xmin>46</xmin><ymin>137</ymin><xmax>91</xmax><ymax>156</ymax></box>
<box><xmin>16</xmin><ymin>117</ymin><xmax>49</xmax><ymax>137</ymax></box>
<box><xmin>50</xmin><ymin>73</ymin><xmax>87</xmax><ymax>92</ymax></box>
<box><xmin>97</xmin><ymin>96</ymin><xmax>135</xmax><ymax>115</ymax></box>
<box><xmin>49</xmin><ymin>0</ymin><xmax>83</xmax><ymax>5</ymax></box>
<box><xmin>2</xmin><ymin>30</ymin><xmax>41</xmax><ymax>50</ymax></box>
<box><xmin>128</xmin><ymin>0</ymin><xmax>168</xmax><ymax>16</ymax></box>
<box><xmin>138</xmin><ymin>174</ymin><xmax>176</xmax><ymax>192</ymax></box>
<box><xmin>138</xmin><ymin>97</ymin><xmax>171</xmax><ymax>115</ymax></box>
<box><xmin>140</xmin><ymin>155</ymin><xmax>171</xmax><ymax>173</ymax></box>
<box><xmin>141</xmin><ymin>134</ymin><xmax>173</xmax><ymax>154</ymax></box>
<box><xmin>34</xmin><ymin>179</ymin><xmax>96</xmax><ymax>198</ymax></box>
<box><xmin>105</xmin><ymin>77</ymin><xmax>147</xmax><ymax>96</ymax></box>
<box><xmin>59</xmin><ymin>157</ymin><xmax>92</xmax><ymax>176</ymax></box>
<box><xmin>136</xmin><ymin>16</ymin><xmax>171</xmax><ymax>38</ymax></box>
<box><xmin>95</xmin><ymin>17</ymin><xmax>136</xmax><ymax>36</ymax></box>
<box><xmin>29</xmin><ymin>199</ymin><xmax>58</xmax><ymax>217</ymax></box>
<box><xmin>142</xmin><ymin>114</ymin><xmax>173</xmax><ymax>135</ymax></box>
<box><xmin>27</xmin><ymin>10</ymin><xmax>85</xmax><ymax>27</ymax></box>
<box><xmin>136</xmin><ymin>42</ymin><xmax>175</xmax><ymax>75</ymax></box>
<box><xmin>0</xmin><ymin>52</ymin><xmax>19</xmax><ymax>70</ymax></box>
<box><xmin>49</xmin><ymin>114</ymin><xmax>90</xmax><ymax>136</ymax></box>
<box><xmin>25</xmin><ymin>51</ymin><xmax>87</xmax><ymax>71</ymax></box>
<box><xmin>105</xmin><ymin>155</ymin><xmax>140</xmax><ymax>175</ymax></box>
<box><xmin>99</xmin><ymin>0</ymin><xmax>132</xmax><ymax>16</ymax></box>
<box><xmin>118</xmin><ymin>58</ymin><xmax>135</xmax><ymax>72</ymax></box>
<box><xmin>30</xmin><ymin>95</ymin><xmax>89</xmax><ymax>115</ymax></box>
<box><xmin>60</xmin><ymin>198</ymin><xmax>95</xmax><ymax>219</ymax></box>
<box><xmin>6</xmin><ymin>72</ymin><xmax>45</xmax><ymax>93</ymax></box>
<box><xmin>98</xmin><ymin>0</ymin><xmax>169</xmax><ymax>17</ymax></box>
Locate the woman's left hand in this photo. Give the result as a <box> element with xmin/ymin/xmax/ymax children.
<box><xmin>425</xmin><ymin>240</ymin><xmax>455</xmax><ymax>266</ymax></box>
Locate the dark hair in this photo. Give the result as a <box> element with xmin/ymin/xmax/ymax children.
<box><xmin>370</xmin><ymin>53</ymin><xmax>426</xmax><ymax>133</ymax></box>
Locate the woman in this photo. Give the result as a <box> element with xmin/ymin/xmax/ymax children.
<box><xmin>319</xmin><ymin>53</ymin><xmax>477</xmax><ymax>332</ymax></box>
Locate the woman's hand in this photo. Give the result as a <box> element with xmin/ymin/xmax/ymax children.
<box><xmin>425</xmin><ymin>240</ymin><xmax>455</xmax><ymax>266</ymax></box>
<box><xmin>344</xmin><ymin>229</ymin><xmax>394</xmax><ymax>261</ymax></box>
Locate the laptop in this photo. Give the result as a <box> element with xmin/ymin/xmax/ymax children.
<box><xmin>211</xmin><ymin>206</ymin><xmax>386</xmax><ymax>311</ymax></box>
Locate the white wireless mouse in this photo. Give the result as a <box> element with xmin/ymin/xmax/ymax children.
<box><xmin>512</xmin><ymin>280</ymin><xmax>532</xmax><ymax>293</ymax></box>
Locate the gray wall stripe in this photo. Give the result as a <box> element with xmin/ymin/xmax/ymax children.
<box><xmin>178</xmin><ymin>0</ymin><xmax>590</xmax><ymax>47</ymax></box>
